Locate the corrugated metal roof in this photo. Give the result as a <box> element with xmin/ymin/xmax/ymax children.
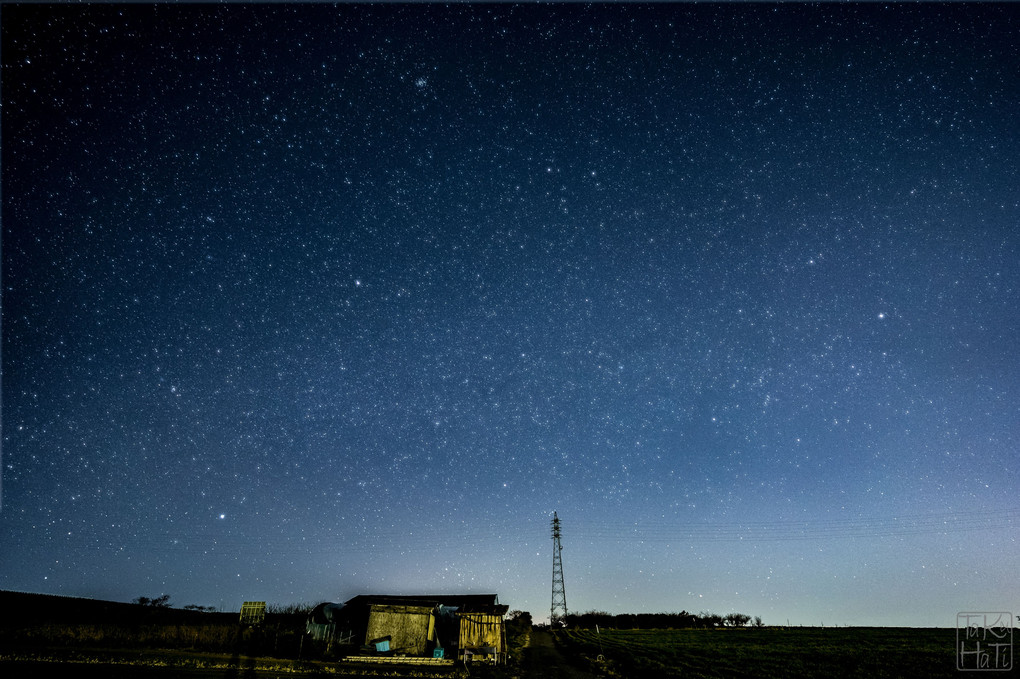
<box><xmin>342</xmin><ymin>594</ymin><xmax>500</xmax><ymax>609</ymax></box>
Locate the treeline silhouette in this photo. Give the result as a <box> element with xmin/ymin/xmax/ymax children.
<box><xmin>563</xmin><ymin>610</ymin><xmax>759</xmax><ymax>629</ymax></box>
<box><xmin>0</xmin><ymin>590</ymin><xmax>311</xmax><ymax>657</ymax></box>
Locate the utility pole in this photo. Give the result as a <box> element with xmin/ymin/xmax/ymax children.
<box><xmin>550</xmin><ymin>511</ymin><xmax>567</xmax><ymax>626</ymax></box>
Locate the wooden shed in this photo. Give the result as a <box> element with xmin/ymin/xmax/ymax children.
<box><xmin>312</xmin><ymin>594</ymin><xmax>508</xmax><ymax>663</ymax></box>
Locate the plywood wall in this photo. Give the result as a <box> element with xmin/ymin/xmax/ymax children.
<box><xmin>365</xmin><ymin>605</ymin><xmax>435</xmax><ymax>655</ymax></box>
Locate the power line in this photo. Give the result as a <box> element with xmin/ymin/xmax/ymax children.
<box><xmin>37</xmin><ymin>507</ymin><xmax>1019</xmax><ymax>557</ymax></box>
<box><xmin>569</xmin><ymin>508</ymin><xmax>1020</xmax><ymax>543</ymax></box>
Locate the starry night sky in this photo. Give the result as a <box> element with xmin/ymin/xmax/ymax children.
<box><xmin>2</xmin><ymin>3</ymin><xmax>1018</xmax><ymax>627</ymax></box>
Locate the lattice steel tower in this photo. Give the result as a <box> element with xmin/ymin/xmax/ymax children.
<box><xmin>550</xmin><ymin>511</ymin><xmax>567</xmax><ymax>625</ymax></box>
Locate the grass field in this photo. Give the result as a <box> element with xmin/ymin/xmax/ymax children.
<box><xmin>557</xmin><ymin>627</ymin><xmax>980</xmax><ymax>678</ymax></box>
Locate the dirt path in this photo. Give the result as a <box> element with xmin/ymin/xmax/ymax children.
<box><xmin>521</xmin><ymin>629</ymin><xmax>599</xmax><ymax>679</ymax></box>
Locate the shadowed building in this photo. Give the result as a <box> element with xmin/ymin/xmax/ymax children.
<box><xmin>306</xmin><ymin>593</ymin><xmax>508</xmax><ymax>663</ymax></box>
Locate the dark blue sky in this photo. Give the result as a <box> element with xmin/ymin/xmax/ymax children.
<box><xmin>2</xmin><ymin>3</ymin><xmax>1017</xmax><ymax>626</ymax></box>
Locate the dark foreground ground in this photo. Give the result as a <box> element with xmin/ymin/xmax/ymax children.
<box><xmin>0</xmin><ymin>656</ymin><xmax>467</xmax><ymax>679</ymax></box>
<box><xmin>3</xmin><ymin>592</ymin><xmax>1015</xmax><ymax>678</ymax></box>
<box><xmin>556</xmin><ymin>626</ymin><xmax>1019</xmax><ymax>678</ymax></box>
<box><xmin>0</xmin><ymin>660</ymin><xmax>251</xmax><ymax>679</ymax></box>
<box><xmin>8</xmin><ymin>626</ymin><xmax>1011</xmax><ymax>679</ymax></box>
<box><xmin>520</xmin><ymin>629</ymin><xmax>596</xmax><ymax>679</ymax></box>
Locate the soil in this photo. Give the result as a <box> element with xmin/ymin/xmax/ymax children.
<box><xmin>521</xmin><ymin>630</ymin><xmax>598</xmax><ymax>679</ymax></box>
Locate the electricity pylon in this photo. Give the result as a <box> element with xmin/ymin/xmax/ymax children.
<box><xmin>550</xmin><ymin>511</ymin><xmax>567</xmax><ymax>626</ymax></box>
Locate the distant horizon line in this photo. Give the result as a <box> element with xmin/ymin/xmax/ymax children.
<box><xmin>0</xmin><ymin>588</ymin><xmax>967</xmax><ymax>628</ymax></box>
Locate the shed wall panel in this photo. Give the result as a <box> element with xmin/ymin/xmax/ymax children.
<box><xmin>365</xmin><ymin>605</ymin><xmax>434</xmax><ymax>655</ymax></box>
<box><xmin>457</xmin><ymin>612</ymin><xmax>505</xmax><ymax>653</ymax></box>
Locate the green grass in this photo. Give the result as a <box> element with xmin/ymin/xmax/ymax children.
<box><xmin>558</xmin><ymin>627</ymin><xmax>965</xmax><ymax>679</ymax></box>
